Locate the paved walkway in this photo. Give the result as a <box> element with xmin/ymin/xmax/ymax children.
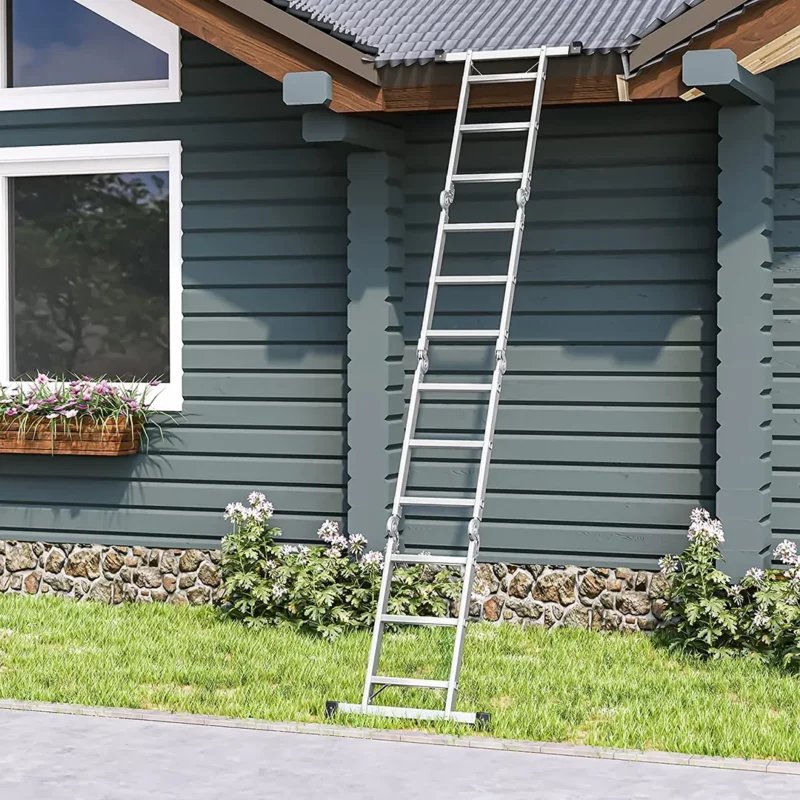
<box><xmin>0</xmin><ymin>708</ymin><xmax>798</xmax><ymax>798</ymax></box>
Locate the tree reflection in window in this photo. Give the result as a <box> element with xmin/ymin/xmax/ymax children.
<box><xmin>11</xmin><ymin>172</ymin><xmax>170</xmax><ymax>381</ymax></box>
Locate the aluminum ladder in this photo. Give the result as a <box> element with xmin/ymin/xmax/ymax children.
<box><xmin>329</xmin><ymin>44</ymin><xmax>574</xmax><ymax>726</ymax></box>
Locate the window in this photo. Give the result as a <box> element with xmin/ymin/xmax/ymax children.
<box><xmin>0</xmin><ymin>0</ymin><xmax>180</xmax><ymax>110</ymax></box>
<box><xmin>0</xmin><ymin>141</ymin><xmax>183</xmax><ymax>411</ymax></box>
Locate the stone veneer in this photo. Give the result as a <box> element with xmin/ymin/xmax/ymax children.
<box><xmin>0</xmin><ymin>541</ymin><xmax>667</xmax><ymax>631</ymax></box>
<box><xmin>469</xmin><ymin>564</ymin><xmax>668</xmax><ymax>632</ymax></box>
<box><xmin>0</xmin><ymin>541</ymin><xmax>222</xmax><ymax>606</ymax></box>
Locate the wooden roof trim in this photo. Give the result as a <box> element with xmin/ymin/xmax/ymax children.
<box><xmin>628</xmin><ymin>0</ymin><xmax>800</xmax><ymax>100</ymax></box>
<box><xmin>630</xmin><ymin>0</ymin><xmax>759</xmax><ymax>72</ymax></box>
<box><xmin>132</xmin><ymin>0</ymin><xmax>383</xmax><ymax>112</ymax></box>
<box><xmin>134</xmin><ymin>0</ymin><xmax>626</xmax><ymax>111</ymax></box>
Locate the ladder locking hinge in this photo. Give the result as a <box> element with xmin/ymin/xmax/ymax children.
<box><xmin>439</xmin><ymin>186</ymin><xmax>455</xmax><ymax>214</ymax></box>
<box><xmin>516</xmin><ymin>184</ymin><xmax>531</xmax><ymax>209</ymax></box>
<box><xmin>495</xmin><ymin>350</ymin><xmax>507</xmax><ymax>375</ymax></box>
<box><xmin>386</xmin><ymin>514</ymin><xmax>400</xmax><ymax>544</ymax></box>
<box><xmin>468</xmin><ymin>518</ymin><xmax>481</xmax><ymax>547</ymax></box>
<box><xmin>417</xmin><ymin>349</ymin><xmax>429</xmax><ymax>374</ymax></box>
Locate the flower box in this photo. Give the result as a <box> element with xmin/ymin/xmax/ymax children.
<box><xmin>0</xmin><ymin>419</ymin><xmax>143</xmax><ymax>456</ymax></box>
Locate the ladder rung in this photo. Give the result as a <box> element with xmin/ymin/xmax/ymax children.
<box><xmin>381</xmin><ymin>615</ymin><xmax>459</xmax><ymax>627</ymax></box>
<box><xmin>372</xmin><ymin>676</ymin><xmax>449</xmax><ymax>690</ymax></box>
<box><xmin>427</xmin><ymin>329</ymin><xmax>500</xmax><ymax>339</ymax></box>
<box><xmin>399</xmin><ymin>496</ymin><xmax>474</xmax><ymax>507</ymax></box>
<box><xmin>452</xmin><ymin>173</ymin><xmax>522</xmax><ymax>184</ymax></box>
<box><xmin>391</xmin><ymin>554</ymin><xmax>468</xmax><ymax>566</ymax></box>
<box><xmin>417</xmin><ymin>383</ymin><xmax>492</xmax><ymax>393</ymax></box>
<box><xmin>435</xmin><ymin>275</ymin><xmax>507</xmax><ymax>285</ymax></box>
<box><xmin>409</xmin><ymin>439</ymin><xmax>484</xmax><ymax>449</ymax></box>
<box><xmin>444</xmin><ymin>222</ymin><xmax>516</xmax><ymax>232</ymax></box>
<box><xmin>468</xmin><ymin>72</ymin><xmax>538</xmax><ymax>84</ymax></box>
<box><xmin>460</xmin><ymin>122</ymin><xmax>530</xmax><ymax>133</ymax></box>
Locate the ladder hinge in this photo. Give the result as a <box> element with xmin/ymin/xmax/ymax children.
<box><xmin>440</xmin><ymin>187</ymin><xmax>455</xmax><ymax>213</ymax></box>
<box><xmin>516</xmin><ymin>185</ymin><xmax>530</xmax><ymax>209</ymax></box>
<box><xmin>468</xmin><ymin>517</ymin><xmax>481</xmax><ymax>548</ymax></box>
<box><xmin>416</xmin><ymin>349</ymin><xmax>429</xmax><ymax>374</ymax></box>
<box><xmin>386</xmin><ymin>514</ymin><xmax>400</xmax><ymax>543</ymax></box>
<box><xmin>495</xmin><ymin>350</ymin><xmax>507</xmax><ymax>375</ymax></box>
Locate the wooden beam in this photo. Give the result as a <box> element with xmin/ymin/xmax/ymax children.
<box><xmin>681</xmin><ymin>21</ymin><xmax>800</xmax><ymax>100</ymax></box>
<box><xmin>132</xmin><ymin>0</ymin><xmax>382</xmax><ymax>113</ymax></box>
<box><xmin>382</xmin><ymin>74</ymin><xmax>619</xmax><ymax>112</ymax></box>
<box><xmin>629</xmin><ymin>0</ymin><xmax>800</xmax><ymax>101</ymax></box>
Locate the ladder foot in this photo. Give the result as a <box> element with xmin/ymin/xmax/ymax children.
<box><xmin>475</xmin><ymin>711</ymin><xmax>491</xmax><ymax>730</ymax></box>
<box><xmin>324</xmin><ymin>700</ymin><xmax>339</xmax><ymax>720</ymax></box>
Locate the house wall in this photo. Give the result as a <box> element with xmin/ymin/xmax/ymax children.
<box><xmin>0</xmin><ymin>38</ymin><xmax>349</xmax><ymax>550</ymax></box>
<box><xmin>771</xmin><ymin>61</ymin><xmax>800</xmax><ymax>556</ymax></box>
<box><xmin>0</xmin><ymin>35</ymin><xmax>721</xmax><ymax>570</ymax></box>
<box><xmin>400</xmin><ymin>103</ymin><xmax>719</xmax><ymax>568</ymax></box>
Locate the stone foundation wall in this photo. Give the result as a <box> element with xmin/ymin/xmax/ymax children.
<box><xmin>470</xmin><ymin>564</ymin><xmax>668</xmax><ymax>632</ymax></box>
<box><xmin>0</xmin><ymin>541</ymin><xmax>222</xmax><ymax>605</ymax></box>
<box><xmin>0</xmin><ymin>541</ymin><xmax>667</xmax><ymax>631</ymax></box>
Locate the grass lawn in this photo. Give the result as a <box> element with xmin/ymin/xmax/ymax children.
<box><xmin>0</xmin><ymin>594</ymin><xmax>798</xmax><ymax>761</ymax></box>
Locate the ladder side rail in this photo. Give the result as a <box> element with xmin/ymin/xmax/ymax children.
<box><xmin>444</xmin><ymin>537</ymin><xmax>479</xmax><ymax>713</ymax></box>
<box><xmin>495</xmin><ymin>51</ymin><xmax>547</xmax><ymax>358</ymax></box>
<box><xmin>416</xmin><ymin>52</ymin><xmax>474</xmax><ymax>356</ymax></box>
<box><xmin>360</xmin><ymin>536</ymin><xmax>399</xmax><ymax>707</ymax></box>
<box><xmin>391</xmin><ymin>357</ymin><xmax>427</xmax><ymax>516</ymax></box>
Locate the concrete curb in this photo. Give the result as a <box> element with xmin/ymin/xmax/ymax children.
<box><xmin>0</xmin><ymin>698</ymin><xmax>797</xmax><ymax>776</ymax></box>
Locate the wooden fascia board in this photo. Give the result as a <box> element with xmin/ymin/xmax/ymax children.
<box><xmin>132</xmin><ymin>0</ymin><xmax>383</xmax><ymax>112</ymax></box>
<box><xmin>135</xmin><ymin>0</ymin><xmax>625</xmax><ymax>111</ymax></box>
<box><xmin>629</xmin><ymin>0</ymin><xmax>800</xmax><ymax>100</ymax></box>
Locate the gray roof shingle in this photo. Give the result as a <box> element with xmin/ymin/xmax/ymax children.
<box><xmin>268</xmin><ymin>0</ymin><xmax>707</xmax><ymax>67</ymax></box>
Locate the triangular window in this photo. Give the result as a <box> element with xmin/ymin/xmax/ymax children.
<box><xmin>0</xmin><ymin>0</ymin><xmax>180</xmax><ymax>109</ymax></box>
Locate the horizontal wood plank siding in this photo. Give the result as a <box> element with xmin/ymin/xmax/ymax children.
<box><xmin>401</xmin><ymin>103</ymin><xmax>718</xmax><ymax>566</ymax></box>
<box><xmin>770</xmin><ymin>61</ymin><xmax>800</xmax><ymax>557</ymax></box>
<box><xmin>0</xmin><ymin>38</ymin><xmax>348</xmax><ymax>548</ymax></box>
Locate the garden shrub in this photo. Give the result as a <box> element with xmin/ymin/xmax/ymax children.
<box><xmin>220</xmin><ymin>493</ymin><xmax>462</xmax><ymax>639</ymax></box>
<box><xmin>660</xmin><ymin>508</ymin><xmax>800</xmax><ymax>669</ymax></box>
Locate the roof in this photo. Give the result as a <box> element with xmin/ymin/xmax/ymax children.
<box><xmin>268</xmin><ymin>0</ymin><xmax>709</xmax><ymax>67</ymax></box>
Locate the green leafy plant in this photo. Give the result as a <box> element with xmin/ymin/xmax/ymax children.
<box><xmin>660</xmin><ymin>509</ymin><xmax>800</xmax><ymax>669</ymax></box>
<box><xmin>219</xmin><ymin>493</ymin><xmax>462</xmax><ymax>639</ymax></box>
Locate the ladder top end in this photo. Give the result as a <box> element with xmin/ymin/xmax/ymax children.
<box><xmin>437</xmin><ymin>44</ymin><xmax>579</xmax><ymax>63</ymax></box>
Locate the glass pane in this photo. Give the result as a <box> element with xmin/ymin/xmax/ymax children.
<box><xmin>9</xmin><ymin>0</ymin><xmax>169</xmax><ymax>88</ymax></box>
<box><xmin>11</xmin><ymin>172</ymin><xmax>171</xmax><ymax>382</ymax></box>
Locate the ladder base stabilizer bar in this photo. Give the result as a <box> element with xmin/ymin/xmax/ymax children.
<box><xmin>326</xmin><ymin>701</ymin><xmax>490</xmax><ymax>727</ymax></box>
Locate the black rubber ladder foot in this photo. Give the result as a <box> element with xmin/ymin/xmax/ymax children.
<box><xmin>475</xmin><ymin>711</ymin><xmax>491</xmax><ymax>730</ymax></box>
<box><xmin>324</xmin><ymin>700</ymin><xmax>339</xmax><ymax>720</ymax></box>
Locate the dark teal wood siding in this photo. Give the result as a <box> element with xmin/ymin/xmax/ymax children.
<box><xmin>401</xmin><ymin>103</ymin><xmax>718</xmax><ymax>567</ymax></box>
<box><xmin>0</xmin><ymin>38</ymin><xmax>348</xmax><ymax>548</ymax></box>
<box><xmin>772</xmin><ymin>61</ymin><xmax>800</xmax><ymax>554</ymax></box>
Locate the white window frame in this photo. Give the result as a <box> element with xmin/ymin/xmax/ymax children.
<box><xmin>0</xmin><ymin>0</ymin><xmax>180</xmax><ymax>111</ymax></box>
<box><xmin>0</xmin><ymin>140</ymin><xmax>184</xmax><ymax>412</ymax></box>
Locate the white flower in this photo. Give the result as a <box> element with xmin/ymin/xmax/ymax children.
<box><xmin>361</xmin><ymin>550</ymin><xmax>384</xmax><ymax>568</ymax></box>
<box><xmin>753</xmin><ymin>609</ymin><xmax>771</xmax><ymax>628</ymax></box>
<box><xmin>745</xmin><ymin>567</ymin><xmax>765</xmax><ymax>584</ymax></box>
<box><xmin>687</xmin><ymin>507</ymin><xmax>724</xmax><ymax>545</ymax></box>
<box><xmin>774</xmin><ymin>539</ymin><xmax>800</xmax><ymax>567</ymax></box>
<box><xmin>729</xmin><ymin>584</ymin><xmax>745</xmax><ymax>606</ymax></box>
<box><xmin>296</xmin><ymin>546</ymin><xmax>310</xmax><ymax>562</ymax></box>
<box><xmin>272</xmin><ymin>583</ymin><xmax>287</xmax><ymax>600</ymax></box>
<box><xmin>280</xmin><ymin>544</ymin><xmax>299</xmax><ymax>556</ymax></box>
<box><xmin>659</xmin><ymin>554</ymin><xmax>679</xmax><ymax>574</ymax></box>
<box><xmin>318</xmin><ymin>520</ymin><xmax>340</xmax><ymax>543</ymax></box>
<box><xmin>326</xmin><ymin>547</ymin><xmax>342</xmax><ymax>559</ymax></box>
<box><xmin>329</xmin><ymin>534</ymin><xmax>348</xmax><ymax>551</ymax></box>
<box><xmin>248</xmin><ymin>491</ymin><xmax>266</xmax><ymax>507</ymax></box>
<box><xmin>347</xmin><ymin>533</ymin><xmax>367</xmax><ymax>551</ymax></box>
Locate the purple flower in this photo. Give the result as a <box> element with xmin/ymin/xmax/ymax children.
<box><xmin>150</xmin><ymin>379</ymin><xmax>161</xmax><ymax>387</ymax></box>
<box><xmin>128</xmin><ymin>400</ymin><xmax>140</xmax><ymax>412</ymax></box>
<box><xmin>34</xmin><ymin>373</ymin><xmax>49</xmax><ymax>385</ymax></box>
<box><xmin>61</xmin><ymin>409</ymin><xmax>79</xmax><ymax>419</ymax></box>
<box><xmin>5</xmin><ymin>408</ymin><xmax>17</xmax><ymax>416</ymax></box>
<box><xmin>45</xmin><ymin>413</ymin><xmax>58</xmax><ymax>420</ymax></box>
<box><xmin>23</xmin><ymin>403</ymin><xmax>39</xmax><ymax>413</ymax></box>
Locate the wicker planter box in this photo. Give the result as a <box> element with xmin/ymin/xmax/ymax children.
<box><xmin>0</xmin><ymin>419</ymin><xmax>143</xmax><ymax>456</ymax></box>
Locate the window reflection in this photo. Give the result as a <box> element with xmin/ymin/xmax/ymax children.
<box><xmin>11</xmin><ymin>172</ymin><xmax>171</xmax><ymax>381</ymax></box>
<box><xmin>9</xmin><ymin>0</ymin><xmax>168</xmax><ymax>88</ymax></box>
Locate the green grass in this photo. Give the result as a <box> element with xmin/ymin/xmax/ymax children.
<box><xmin>0</xmin><ymin>594</ymin><xmax>799</xmax><ymax>761</ymax></box>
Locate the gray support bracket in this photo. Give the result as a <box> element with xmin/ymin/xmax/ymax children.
<box><xmin>684</xmin><ymin>50</ymin><xmax>775</xmax><ymax>577</ymax></box>
<box><xmin>283</xmin><ymin>71</ymin><xmax>333</xmax><ymax>107</ymax></box>
<box><xmin>302</xmin><ymin>108</ymin><xmax>404</xmax><ymax>155</ymax></box>
<box><xmin>683</xmin><ymin>49</ymin><xmax>774</xmax><ymax>108</ymax></box>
